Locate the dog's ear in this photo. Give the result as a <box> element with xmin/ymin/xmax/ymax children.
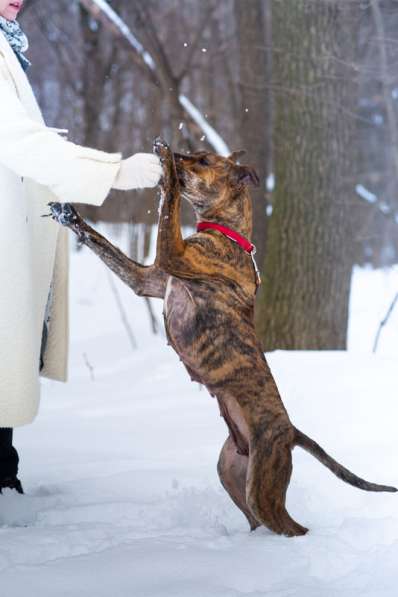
<box><xmin>229</xmin><ymin>150</ymin><xmax>247</xmax><ymax>163</ymax></box>
<box><xmin>235</xmin><ymin>164</ymin><xmax>260</xmax><ymax>187</ymax></box>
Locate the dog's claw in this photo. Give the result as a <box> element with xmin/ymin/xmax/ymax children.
<box><xmin>153</xmin><ymin>137</ymin><xmax>172</xmax><ymax>162</ymax></box>
<box><xmin>48</xmin><ymin>202</ymin><xmax>78</xmax><ymax>227</ymax></box>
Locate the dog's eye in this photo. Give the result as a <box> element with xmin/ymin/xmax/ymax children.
<box><xmin>198</xmin><ymin>157</ymin><xmax>209</xmax><ymax>167</ymax></box>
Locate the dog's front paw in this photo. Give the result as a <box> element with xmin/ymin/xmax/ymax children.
<box><xmin>153</xmin><ymin>137</ymin><xmax>172</xmax><ymax>163</ymax></box>
<box><xmin>49</xmin><ymin>202</ymin><xmax>78</xmax><ymax>227</ymax></box>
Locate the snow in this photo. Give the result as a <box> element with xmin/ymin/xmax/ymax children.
<box><xmin>1</xmin><ymin>232</ymin><xmax>398</xmax><ymax>596</ymax></box>
<box><xmin>266</xmin><ymin>172</ymin><xmax>275</xmax><ymax>192</ymax></box>
<box><xmin>179</xmin><ymin>95</ymin><xmax>231</xmax><ymax>156</ymax></box>
<box><xmin>355</xmin><ymin>184</ymin><xmax>397</xmax><ymax>221</ymax></box>
<box><xmin>355</xmin><ymin>184</ymin><xmax>377</xmax><ymax>204</ymax></box>
<box><xmin>348</xmin><ymin>264</ymin><xmax>398</xmax><ymax>354</ymax></box>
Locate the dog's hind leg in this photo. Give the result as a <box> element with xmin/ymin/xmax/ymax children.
<box><xmin>217</xmin><ymin>436</ymin><xmax>260</xmax><ymax>531</ymax></box>
<box><xmin>246</xmin><ymin>431</ymin><xmax>309</xmax><ymax>537</ymax></box>
<box><xmin>49</xmin><ymin>202</ymin><xmax>168</xmax><ymax>299</ymax></box>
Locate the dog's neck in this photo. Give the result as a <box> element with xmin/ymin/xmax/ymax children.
<box><xmin>194</xmin><ymin>188</ymin><xmax>253</xmax><ymax>240</ymax></box>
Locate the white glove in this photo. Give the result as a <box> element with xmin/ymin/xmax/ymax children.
<box><xmin>112</xmin><ymin>153</ymin><xmax>162</xmax><ymax>190</ymax></box>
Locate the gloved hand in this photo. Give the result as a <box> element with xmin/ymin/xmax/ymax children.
<box><xmin>112</xmin><ymin>153</ymin><xmax>162</xmax><ymax>190</ymax></box>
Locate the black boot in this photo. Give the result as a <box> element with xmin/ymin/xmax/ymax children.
<box><xmin>0</xmin><ymin>428</ymin><xmax>22</xmax><ymax>494</ymax></box>
<box><xmin>0</xmin><ymin>476</ymin><xmax>24</xmax><ymax>494</ymax></box>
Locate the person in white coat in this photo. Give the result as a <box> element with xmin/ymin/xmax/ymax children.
<box><xmin>0</xmin><ymin>0</ymin><xmax>162</xmax><ymax>494</ymax></box>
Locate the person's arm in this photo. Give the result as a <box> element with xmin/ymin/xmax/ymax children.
<box><xmin>0</xmin><ymin>55</ymin><xmax>160</xmax><ymax>206</ymax></box>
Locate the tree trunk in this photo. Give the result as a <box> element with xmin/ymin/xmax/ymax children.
<box><xmin>234</xmin><ymin>0</ymin><xmax>272</xmax><ymax>270</ymax></box>
<box><xmin>256</xmin><ymin>0</ymin><xmax>359</xmax><ymax>350</ymax></box>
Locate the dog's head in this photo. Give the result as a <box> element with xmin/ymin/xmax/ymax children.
<box><xmin>174</xmin><ymin>150</ymin><xmax>259</xmax><ymax>221</ymax></box>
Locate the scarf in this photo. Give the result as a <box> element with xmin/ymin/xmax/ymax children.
<box><xmin>0</xmin><ymin>15</ymin><xmax>31</xmax><ymax>71</ymax></box>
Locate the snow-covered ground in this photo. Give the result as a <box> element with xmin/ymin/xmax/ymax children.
<box><xmin>1</xmin><ymin>233</ymin><xmax>397</xmax><ymax>597</ymax></box>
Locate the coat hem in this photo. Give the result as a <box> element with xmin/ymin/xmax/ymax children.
<box><xmin>0</xmin><ymin>408</ymin><xmax>39</xmax><ymax>429</ymax></box>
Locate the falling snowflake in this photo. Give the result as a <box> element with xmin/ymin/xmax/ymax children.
<box><xmin>266</xmin><ymin>173</ymin><xmax>275</xmax><ymax>192</ymax></box>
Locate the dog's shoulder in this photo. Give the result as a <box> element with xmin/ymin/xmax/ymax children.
<box><xmin>180</xmin><ymin>232</ymin><xmax>257</xmax><ymax>300</ymax></box>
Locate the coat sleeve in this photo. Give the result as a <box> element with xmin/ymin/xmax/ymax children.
<box><xmin>0</xmin><ymin>54</ymin><xmax>122</xmax><ymax>206</ymax></box>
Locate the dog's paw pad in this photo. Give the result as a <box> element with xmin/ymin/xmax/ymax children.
<box><xmin>49</xmin><ymin>202</ymin><xmax>78</xmax><ymax>226</ymax></box>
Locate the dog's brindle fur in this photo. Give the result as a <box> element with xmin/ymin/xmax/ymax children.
<box><xmin>49</xmin><ymin>139</ymin><xmax>396</xmax><ymax>537</ymax></box>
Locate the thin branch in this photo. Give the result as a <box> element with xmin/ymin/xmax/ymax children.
<box><xmin>79</xmin><ymin>0</ymin><xmax>159</xmax><ymax>86</ymax></box>
<box><xmin>130</xmin><ymin>2</ymin><xmax>175</xmax><ymax>83</ymax></box>
<box><xmin>373</xmin><ymin>292</ymin><xmax>398</xmax><ymax>353</ymax></box>
<box><xmin>107</xmin><ymin>269</ymin><xmax>137</xmax><ymax>352</ymax></box>
<box><xmin>32</xmin><ymin>8</ymin><xmax>81</xmax><ymax>96</ymax></box>
<box><xmin>83</xmin><ymin>352</ymin><xmax>95</xmax><ymax>381</ymax></box>
<box><xmin>144</xmin><ymin>297</ymin><xmax>162</xmax><ymax>336</ymax></box>
<box><xmin>177</xmin><ymin>3</ymin><xmax>218</xmax><ymax>82</ymax></box>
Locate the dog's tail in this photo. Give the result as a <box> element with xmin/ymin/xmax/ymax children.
<box><xmin>294</xmin><ymin>427</ymin><xmax>397</xmax><ymax>493</ymax></box>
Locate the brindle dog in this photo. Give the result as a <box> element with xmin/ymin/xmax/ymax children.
<box><xmin>49</xmin><ymin>138</ymin><xmax>396</xmax><ymax>537</ymax></box>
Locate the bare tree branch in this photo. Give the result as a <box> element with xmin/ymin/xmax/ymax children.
<box><xmin>144</xmin><ymin>297</ymin><xmax>162</xmax><ymax>335</ymax></box>
<box><xmin>177</xmin><ymin>3</ymin><xmax>218</xmax><ymax>82</ymax></box>
<box><xmin>79</xmin><ymin>0</ymin><xmax>159</xmax><ymax>86</ymax></box>
<box><xmin>78</xmin><ymin>0</ymin><xmax>230</xmax><ymax>154</ymax></box>
<box><xmin>107</xmin><ymin>270</ymin><xmax>137</xmax><ymax>352</ymax></box>
<box><xmin>373</xmin><ymin>291</ymin><xmax>398</xmax><ymax>353</ymax></box>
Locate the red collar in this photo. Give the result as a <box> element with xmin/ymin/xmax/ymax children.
<box><xmin>197</xmin><ymin>221</ymin><xmax>254</xmax><ymax>253</ymax></box>
<box><xmin>196</xmin><ymin>221</ymin><xmax>261</xmax><ymax>287</ymax></box>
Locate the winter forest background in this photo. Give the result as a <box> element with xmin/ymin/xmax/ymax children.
<box><xmin>19</xmin><ymin>0</ymin><xmax>398</xmax><ymax>351</ymax></box>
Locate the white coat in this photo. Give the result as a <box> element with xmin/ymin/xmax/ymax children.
<box><xmin>0</xmin><ymin>32</ymin><xmax>122</xmax><ymax>427</ymax></box>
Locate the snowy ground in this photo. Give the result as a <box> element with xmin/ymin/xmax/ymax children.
<box><xmin>1</xmin><ymin>232</ymin><xmax>397</xmax><ymax>597</ymax></box>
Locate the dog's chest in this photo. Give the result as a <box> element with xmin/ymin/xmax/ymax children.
<box><xmin>163</xmin><ymin>275</ymin><xmax>257</xmax><ymax>388</ymax></box>
<box><xmin>164</xmin><ymin>274</ymin><xmax>247</xmax><ymax>391</ymax></box>
<box><xmin>164</xmin><ymin>276</ymin><xmax>201</xmax><ymax>330</ymax></box>
<box><xmin>163</xmin><ymin>276</ymin><xmax>218</xmax><ymax>360</ymax></box>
